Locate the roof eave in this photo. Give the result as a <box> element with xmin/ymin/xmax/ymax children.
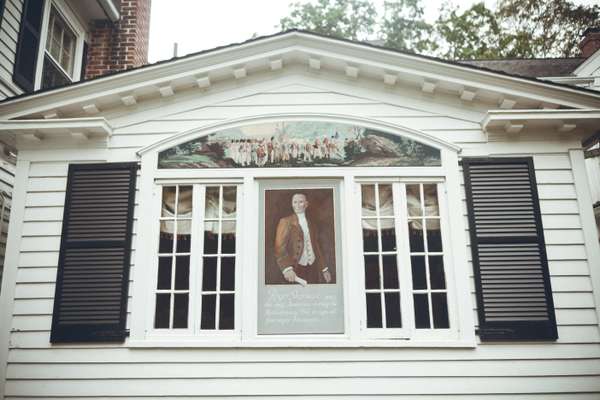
<box><xmin>2</xmin><ymin>31</ymin><xmax>600</xmax><ymax>119</ymax></box>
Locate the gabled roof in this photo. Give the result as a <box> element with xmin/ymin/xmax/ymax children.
<box><xmin>459</xmin><ymin>58</ymin><xmax>585</xmax><ymax>78</ymax></box>
<box><xmin>2</xmin><ymin>29</ymin><xmax>600</xmax><ymax>120</ymax></box>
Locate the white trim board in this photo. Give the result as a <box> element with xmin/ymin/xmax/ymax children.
<box><xmin>0</xmin><ymin>118</ymin><xmax>112</xmax><ymax>148</ymax></box>
<box><xmin>2</xmin><ymin>31</ymin><xmax>600</xmax><ymax>120</ymax></box>
<box><xmin>137</xmin><ymin>113</ymin><xmax>462</xmax><ymax>156</ymax></box>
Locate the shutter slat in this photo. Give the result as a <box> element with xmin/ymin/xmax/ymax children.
<box><xmin>13</xmin><ymin>0</ymin><xmax>45</xmax><ymax>92</ymax></box>
<box><xmin>463</xmin><ymin>158</ymin><xmax>557</xmax><ymax>341</ymax></box>
<box><xmin>51</xmin><ymin>163</ymin><xmax>137</xmax><ymax>343</ymax></box>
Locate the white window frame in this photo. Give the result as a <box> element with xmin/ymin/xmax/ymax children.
<box><xmin>129</xmin><ymin>122</ymin><xmax>475</xmax><ymax>348</ymax></box>
<box><xmin>148</xmin><ymin>183</ymin><xmax>243</xmax><ymax>342</ymax></box>
<box><xmin>34</xmin><ymin>0</ymin><xmax>86</xmax><ymax>90</ymax></box>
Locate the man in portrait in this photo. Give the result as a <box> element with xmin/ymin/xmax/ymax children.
<box><xmin>274</xmin><ymin>193</ymin><xmax>332</xmax><ymax>285</ymax></box>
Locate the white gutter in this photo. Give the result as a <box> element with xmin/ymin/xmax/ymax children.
<box><xmin>97</xmin><ymin>0</ymin><xmax>120</xmax><ymax>22</ymax></box>
<box><xmin>482</xmin><ymin>109</ymin><xmax>600</xmax><ymax>132</ymax></box>
<box><xmin>0</xmin><ymin>117</ymin><xmax>113</xmax><ymax>147</ymax></box>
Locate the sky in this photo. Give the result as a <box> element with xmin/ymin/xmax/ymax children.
<box><xmin>147</xmin><ymin>0</ymin><xmax>597</xmax><ymax>63</ymax></box>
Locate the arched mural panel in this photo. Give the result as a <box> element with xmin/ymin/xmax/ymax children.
<box><xmin>157</xmin><ymin>121</ymin><xmax>441</xmax><ymax>168</ymax></box>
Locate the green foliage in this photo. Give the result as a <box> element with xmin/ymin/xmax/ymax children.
<box><xmin>381</xmin><ymin>0</ymin><xmax>435</xmax><ymax>53</ymax></box>
<box><xmin>279</xmin><ymin>0</ymin><xmax>377</xmax><ymax>40</ymax></box>
<box><xmin>435</xmin><ymin>2</ymin><xmax>502</xmax><ymax>60</ymax></box>
<box><xmin>279</xmin><ymin>0</ymin><xmax>600</xmax><ymax>59</ymax></box>
<box><xmin>498</xmin><ymin>0</ymin><xmax>600</xmax><ymax>58</ymax></box>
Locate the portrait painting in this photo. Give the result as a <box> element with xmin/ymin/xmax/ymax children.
<box><xmin>258</xmin><ymin>183</ymin><xmax>344</xmax><ymax>335</ymax></box>
<box><xmin>264</xmin><ymin>188</ymin><xmax>336</xmax><ymax>286</ymax></box>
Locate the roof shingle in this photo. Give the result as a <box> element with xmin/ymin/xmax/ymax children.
<box><xmin>458</xmin><ymin>58</ymin><xmax>585</xmax><ymax>78</ymax></box>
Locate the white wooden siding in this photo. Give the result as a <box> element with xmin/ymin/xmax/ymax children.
<box><xmin>3</xmin><ymin>81</ymin><xmax>600</xmax><ymax>398</ymax></box>
<box><xmin>0</xmin><ymin>0</ymin><xmax>23</xmax><ymax>99</ymax></box>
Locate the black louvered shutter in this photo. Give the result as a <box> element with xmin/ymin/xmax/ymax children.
<box><xmin>463</xmin><ymin>157</ymin><xmax>557</xmax><ymax>341</ymax></box>
<box><xmin>51</xmin><ymin>163</ymin><xmax>137</xmax><ymax>343</ymax></box>
<box><xmin>80</xmin><ymin>41</ymin><xmax>88</xmax><ymax>81</ymax></box>
<box><xmin>13</xmin><ymin>0</ymin><xmax>45</xmax><ymax>92</ymax></box>
<box><xmin>0</xmin><ymin>0</ymin><xmax>6</xmax><ymax>27</ymax></box>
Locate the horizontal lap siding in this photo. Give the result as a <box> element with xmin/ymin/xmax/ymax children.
<box><xmin>5</xmin><ymin>89</ymin><xmax>600</xmax><ymax>398</ymax></box>
<box><xmin>0</xmin><ymin>0</ymin><xmax>23</xmax><ymax>100</ymax></box>
<box><xmin>459</xmin><ymin>154</ymin><xmax>599</xmax><ymax>348</ymax></box>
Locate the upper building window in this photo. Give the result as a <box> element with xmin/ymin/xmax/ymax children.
<box><xmin>13</xmin><ymin>0</ymin><xmax>85</xmax><ymax>92</ymax></box>
<box><xmin>42</xmin><ymin>6</ymin><xmax>76</xmax><ymax>89</ymax></box>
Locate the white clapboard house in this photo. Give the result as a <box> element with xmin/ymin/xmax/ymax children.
<box><xmin>0</xmin><ymin>30</ymin><xmax>600</xmax><ymax>398</ymax></box>
<box><xmin>0</xmin><ymin>0</ymin><xmax>149</xmax><ymax>291</ymax></box>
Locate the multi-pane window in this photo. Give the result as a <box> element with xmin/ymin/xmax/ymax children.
<box><xmin>406</xmin><ymin>184</ymin><xmax>449</xmax><ymax>329</ymax></box>
<box><xmin>152</xmin><ymin>179</ymin><xmax>450</xmax><ymax>339</ymax></box>
<box><xmin>42</xmin><ymin>6</ymin><xmax>76</xmax><ymax>88</ymax></box>
<box><xmin>360</xmin><ymin>184</ymin><xmax>402</xmax><ymax>329</ymax></box>
<box><xmin>155</xmin><ymin>185</ymin><xmax>192</xmax><ymax>329</ymax></box>
<box><xmin>200</xmin><ymin>186</ymin><xmax>237</xmax><ymax>330</ymax></box>
<box><xmin>360</xmin><ymin>182</ymin><xmax>450</xmax><ymax>332</ymax></box>
<box><xmin>153</xmin><ymin>184</ymin><xmax>239</xmax><ymax>333</ymax></box>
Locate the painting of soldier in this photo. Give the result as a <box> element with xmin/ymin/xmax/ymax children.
<box><xmin>264</xmin><ymin>188</ymin><xmax>337</xmax><ymax>285</ymax></box>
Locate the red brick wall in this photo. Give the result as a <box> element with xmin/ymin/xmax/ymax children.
<box><xmin>580</xmin><ymin>28</ymin><xmax>600</xmax><ymax>59</ymax></box>
<box><xmin>85</xmin><ymin>0</ymin><xmax>151</xmax><ymax>79</ymax></box>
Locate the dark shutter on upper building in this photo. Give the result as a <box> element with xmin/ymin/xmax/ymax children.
<box><xmin>13</xmin><ymin>0</ymin><xmax>45</xmax><ymax>92</ymax></box>
<box><xmin>80</xmin><ymin>41</ymin><xmax>89</xmax><ymax>81</ymax></box>
<box><xmin>51</xmin><ymin>163</ymin><xmax>137</xmax><ymax>343</ymax></box>
<box><xmin>0</xmin><ymin>0</ymin><xmax>6</xmax><ymax>27</ymax></box>
<box><xmin>463</xmin><ymin>157</ymin><xmax>557</xmax><ymax>341</ymax></box>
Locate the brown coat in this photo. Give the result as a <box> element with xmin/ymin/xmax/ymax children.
<box><xmin>274</xmin><ymin>213</ymin><xmax>325</xmax><ymax>271</ymax></box>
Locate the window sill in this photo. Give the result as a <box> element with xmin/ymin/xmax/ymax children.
<box><xmin>128</xmin><ymin>338</ymin><xmax>476</xmax><ymax>348</ymax></box>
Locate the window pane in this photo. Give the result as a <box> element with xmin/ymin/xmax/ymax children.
<box><xmin>220</xmin><ymin>257</ymin><xmax>235</xmax><ymax>291</ymax></box>
<box><xmin>219</xmin><ymin>294</ymin><xmax>235</xmax><ymax>330</ymax></box>
<box><xmin>176</xmin><ymin>233</ymin><xmax>191</xmax><ymax>253</ymax></box>
<box><xmin>173</xmin><ymin>294</ymin><xmax>189</xmax><ymax>329</ymax></box>
<box><xmin>61</xmin><ymin>34</ymin><xmax>74</xmax><ymax>74</ymax></box>
<box><xmin>205</xmin><ymin>187</ymin><xmax>220</xmax><ymax>218</ymax></box>
<box><xmin>385</xmin><ymin>292</ymin><xmax>402</xmax><ymax>328</ymax></box>
<box><xmin>175</xmin><ymin>256</ymin><xmax>189</xmax><ymax>290</ymax></box>
<box><xmin>221</xmin><ymin>221</ymin><xmax>236</xmax><ymax>254</ymax></box>
<box><xmin>364</xmin><ymin>255</ymin><xmax>380</xmax><ymax>289</ymax></box>
<box><xmin>362</xmin><ymin>226</ymin><xmax>379</xmax><ymax>252</ymax></box>
<box><xmin>382</xmin><ymin>255</ymin><xmax>399</xmax><ymax>289</ymax></box>
<box><xmin>378</xmin><ymin>184</ymin><xmax>394</xmax><ymax>216</ymax></box>
<box><xmin>429</xmin><ymin>256</ymin><xmax>446</xmax><ymax>289</ymax></box>
<box><xmin>200</xmin><ymin>294</ymin><xmax>216</xmax><ymax>329</ymax></box>
<box><xmin>411</xmin><ymin>256</ymin><xmax>427</xmax><ymax>290</ymax></box>
<box><xmin>414</xmin><ymin>294</ymin><xmax>431</xmax><ymax>329</ymax></box>
<box><xmin>222</xmin><ymin>186</ymin><xmax>237</xmax><ymax>218</ymax></box>
<box><xmin>41</xmin><ymin>56</ymin><xmax>71</xmax><ymax>89</ymax></box>
<box><xmin>157</xmin><ymin>257</ymin><xmax>172</xmax><ymax>289</ymax></box>
<box><xmin>408</xmin><ymin>220</ymin><xmax>424</xmax><ymax>252</ymax></box>
<box><xmin>154</xmin><ymin>294</ymin><xmax>170</xmax><ymax>329</ymax></box>
<box><xmin>178</xmin><ymin>186</ymin><xmax>193</xmax><ymax>215</ymax></box>
<box><xmin>162</xmin><ymin>186</ymin><xmax>176</xmax><ymax>217</ymax></box>
<box><xmin>423</xmin><ymin>184</ymin><xmax>439</xmax><ymax>216</ymax></box>
<box><xmin>159</xmin><ymin>232</ymin><xmax>173</xmax><ymax>253</ymax></box>
<box><xmin>366</xmin><ymin>293</ymin><xmax>382</xmax><ymax>328</ymax></box>
<box><xmin>380</xmin><ymin>225</ymin><xmax>396</xmax><ymax>251</ymax></box>
<box><xmin>361</xmin><ymin>185</ymin><xmax>375</xmax><ymax>216</ymax></box>
<box><xmin>406</xmin><ymin>184</ymin><xmax>422</xmax><ymax>216</ymax></box>
<box><xmin>432</xmin><ymin>293</ymin><xmax>449</xmax><ymax>329</ymax></box>
<box><xmin>202</xmin><ymin>257</ymin><xmax>217</xmax><ymax>291</ymax></box>
<box><xmin>426</xmin><ymin>220</ymin><xmax>442</xmax><ymax>252</ymax></box>
<box><xmin>203</xmin><ymin>222</ymin><xmax>219</xmax><ymax>254</ymax></box>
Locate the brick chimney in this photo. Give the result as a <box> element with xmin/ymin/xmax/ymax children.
<box><xmin>580</xmin><ymin>27</ymin><xmax>600</xmax><ymax>58</ymax></box>
<box><xmin>85</xmin><ymin>0</ymin><xmax>152</xmax><ymax>79</ymax></box>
